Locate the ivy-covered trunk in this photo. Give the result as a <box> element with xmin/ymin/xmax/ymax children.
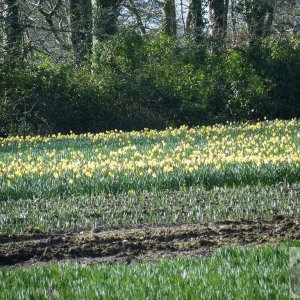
<box><xmin>69</xmin><ymin>0</ymin><xmax>93</xmax><ymax>61</ymax></box>
<box><xmin>208</xmin><ymin>0</ymin><xmax>229</xmax><ymax>45</ymax></box>
<box><xmin>92</xmin><ymin>0</ymin><xmax>120</xmax><ymax>42</ymax></box>
<box><xmin>244</xmin><ymin>0</ymin><xmax>275</xmax><ymax>49</ymax></box>
<box><xmin>163</xmin><ymin>0</ymin><xmax>177</xmax><ymax>36</ymax></box>
<box><xmin>3</xmin><ymin>0</ymin><xmax>23</xmax><ymax>57</ymax></box>
<box><xmin>186</xmin><ymin>0</ymin><xmax>205</xmax><ymax>40</ymax></box>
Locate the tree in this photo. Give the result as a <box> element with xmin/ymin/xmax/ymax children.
<box><xmin>93</xmin><ymin>0</ymin><xmax>122</xmax><ymax>42</ymax></box>
<box><xmin>127</xmin><ymin>0</ymin><xmax>146</xmax><ymax>34</ymax></box>
<box><xmin>272</xmin><ymin>0</ymin><xmax>300</xmax><ymax>37</ymax></box>
<box><xmin>186</xmin><ymin>0</ymin><xmax>205</xmax><ymax>39</ymax></box>
<box><xmin>37</xmin><ymin>0</ymin><xmax>71</xmax><ymax>52</ymax></box>
<box><xmin>163</xmin><ymin>0</ymin><xmax>177</xmax><ymax>35</ymax></box>
<box><xmin>2</xmin><ymin>0</ymin><xmax>23</xmax><ymax>57</ymax></box>
<box><xmin>243</xmin><ymin>0</ymin><xmax>275</xmax><ymax>48</ymax></box>
<box><xmin>208</xmin><ymin>0</ymin><xmax>229</xmax><ymax>44</ymax></box>
<box><xmin>69</xmin><ymin>0</ymin><xmax>93</xmax><ymax>60</ymax></box>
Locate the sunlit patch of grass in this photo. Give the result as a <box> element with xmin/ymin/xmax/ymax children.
<box><xmin>1</xmin><ymin>242</ymin><xmax>298</xmax><ymax>299</ymax></box>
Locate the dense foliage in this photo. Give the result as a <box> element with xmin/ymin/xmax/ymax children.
<box><xmin>0</xmin><ymin>33</ymin><xmax>299</xmax><ymax>136</ymax></box>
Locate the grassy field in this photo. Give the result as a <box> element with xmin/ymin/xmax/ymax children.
<box><xmin>1</xmin><ymin>119</ymin><xmax>300</xmax><ymax>298</ymax></box>
<box><xmin>1</xmin><ymin>242</ymin><xmax>299</xmax><ymax>299</ymax></box>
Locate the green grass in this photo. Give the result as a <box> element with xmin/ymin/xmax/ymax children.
<box><xmin>1</xmin><ymin>242</ymin><xmax>298</xmax><ymax>299</ymax></box>
<box><xmin>1</xmin><ymin>184</ymin><xmax>299</xmax><ymax>234</ymax></box>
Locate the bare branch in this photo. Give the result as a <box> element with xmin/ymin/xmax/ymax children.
<box><xmin>127</xmin><ymin>0</ymin><xmax>147</xmax><ymax>34</ymax></box>
<box><xmin>35</xmin><ymin>0</ymin><xmax>70</xmax><ymax>50</ymax></box>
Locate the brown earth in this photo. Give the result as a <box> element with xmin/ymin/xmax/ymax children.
<box><xmin>0</xmin><ymin>215</ymin><xmax>299</xmax><ymax>268</ymax></box>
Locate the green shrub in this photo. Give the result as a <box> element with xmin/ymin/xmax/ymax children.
<box><xmin>0</xmin><ymin>32</ymin><xmax>299</xmax><ymax>136</ymax></box>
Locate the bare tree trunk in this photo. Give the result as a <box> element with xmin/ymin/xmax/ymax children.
<box><xmin>230</xmin><ymin>0</ymin><xmax>237</xmax><ymax>46</ymax></box>
<box><xmin>163</xmin><ymin>0</ymin><xmax>177</xmax><ymax>36</ymax></box>
<box><xmin>208</xmin><ymin>0</ymin><xmax>229</xmax><ymax>44</ymax></box>
<box><xmin>180</xmin><ymin>0</ymin><xmax>186</xmax><ymax>34</ymax></box>
<box><xmin>186</xmin><ymin>0</ymin><xmax>204</xmax><ymax>39</ymax></box>
<box><xmin>69</xmin><ymin>0</ymin><xmax>93</xmax><ymax>61</ymax></box>
<box><xmin>3</xmin><ymin>0</ymin><xmax>23</xmax><ymax>57</ymax></box>
<box><xmin>223</xmin><ymin>0</ymin><xmax>229</xmax><ymax>39</ymax></box>
<box><xmin>127</xmin><ymin>0</ymin><xmax>146</xmax><ymax>34</ymax></box>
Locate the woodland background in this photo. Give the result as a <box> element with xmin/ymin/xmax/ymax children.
<box><xmin>0</xmin><ymin>0</ymin><xmax>299</xmax><ymax>136</ymax></box>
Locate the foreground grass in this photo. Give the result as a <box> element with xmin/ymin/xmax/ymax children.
<box><xmin>1</xmin><ymin>184</ymin><xmax>299</xmax><ymax>234</ymax></box>
<box><xmin>1</xmin><ymin>242</ymin><xmax>299</xmax><ymax>299</ymax></box>
<box><xmin>1</xmin><ymin>119</ymin><xmax>300</xmax><ymax>200</ymax></box>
